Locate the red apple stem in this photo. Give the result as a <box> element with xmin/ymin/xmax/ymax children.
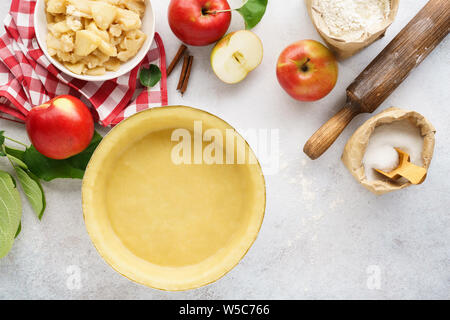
<box><xmin>301</xmin><ymin>58</ymin><xmax>311</xmax><ymax>72</ymax></box>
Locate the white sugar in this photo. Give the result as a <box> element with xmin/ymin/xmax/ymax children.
<box><xmin>363</xmin><ymin>120</ymin><xmax>424</xmax><ymax>181</ymax></box>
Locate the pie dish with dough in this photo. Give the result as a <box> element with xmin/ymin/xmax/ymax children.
<box><xmin>82</xmin><ymin>106</ymin><xmax>266</xmax><ymax>291</ymax></box>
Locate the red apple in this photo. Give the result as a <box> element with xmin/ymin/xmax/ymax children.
<box><xmin>26</xmin><ymin>95</ymin><xmax>94</xmax><ymax>160</ymax></box>
<box><xmin>276</xmin><ymin>40</ymin><xmax>338</xmax><ymax>101</ymax></box>
<box><xmin>168</xmin><ymin>0</ymin><xmax>231</xmax><ymax>46</ymax></box>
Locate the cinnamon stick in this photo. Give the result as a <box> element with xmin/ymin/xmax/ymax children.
<box><xmin>177</xmin><ymin>55</ymin><xmax>189</xmax><ymax>90</ymax></box>
<box><xmin>180</xmin><ymin>56</ymin><xmax>193</xmax><ymax>95</ymax></box>
<box><xmin>167</xmin><ymin>44</ymin><xmax>187</xmax><ymax>76</ymax></box>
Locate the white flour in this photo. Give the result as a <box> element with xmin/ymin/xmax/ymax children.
<box><xmin>363</xmin><ymin>120</ymin><xmax>424</xmax><ymax>181</ymax></box>
<box><xmin>313</xmin><ymin>0</ymin><xmax>391</xmax><ymax>41</ymax></box>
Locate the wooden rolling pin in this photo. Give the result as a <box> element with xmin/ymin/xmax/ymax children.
<box><xmin>304</xmin><ymin>0</ymin><xmax>450</xmax><ymax>160</ymax></box>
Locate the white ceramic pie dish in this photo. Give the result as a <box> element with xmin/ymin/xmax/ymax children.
<box><xmin>34</xmin><ymin>0</ymin><xmax>155</xmax><ymax>82</ymax></box>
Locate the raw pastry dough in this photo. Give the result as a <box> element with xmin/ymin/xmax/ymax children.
<box><xmin>82</xmin><ymin>106</ymin><xmax>266</xmax><ymax>290</ymax></box>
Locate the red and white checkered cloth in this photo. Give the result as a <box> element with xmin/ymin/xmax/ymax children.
<box><xmin>0</xmin><ymin>0</ymin><xmax>168</xmax><ymax>127</ymax></box>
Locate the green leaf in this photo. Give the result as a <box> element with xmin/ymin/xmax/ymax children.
<box><xmin>139</xmin><ymin>64</ymin><xmax>162</xmax><ymax>88</ymax></box>
<box><xmin>15</xmin><ymin>222</ymin><xmax>21</xmax><ymax>239</ymax></box>
<box><xmin>3</xmin><ymin>144</ymin><xmax>28</xmax><ymax>169</ymax></box>
<box><xmin>23</xmin><ymin>146</ymin><xmax>85</xmax><ymax>181</ymax></box>
<box><xmin>13</xmin><ymin>166</ymin><xmax>46</xmax><ymax>220</ymax></box>
<box><xmin>0</xmin><ymin>131</ymin><xmax>5</xmax><ymax>156</ymax></box>
<box><xmin>0</xmin><ymin>171</ymin><xmax>22</xmax><ymax>259</ymax></box>
<box><xmin>4</xmin><ymin>146</ymin><xmax>25</xmax><ymax>161</ymax></box>
<box><xmin>236</xmin><ymin>0</ymin><xmax>268</xmax><ymax>29</ymax></box>
<box><xmin>7</xmin><ymin>154</ymin><xmax>28</xmax><ymax>169</ymax></box>
<box><xmin>23</xmin><ymin>131</ymin><xmax>102</xmax><ymax>181</ymax></box>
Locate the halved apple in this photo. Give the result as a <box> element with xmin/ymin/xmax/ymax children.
<box><xmin>211</xmin><ymin>30</ymin><xmax>263</xmax><ymax>84</ymax></box>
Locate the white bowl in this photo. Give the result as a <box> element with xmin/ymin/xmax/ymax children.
<box><xmin>34</xmin><ymin>0</ymin><xmax>155</xmax><ymax>82</ymax></box>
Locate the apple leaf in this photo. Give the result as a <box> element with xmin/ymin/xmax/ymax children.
<box><xmin>236</xmin><ymin>0</ymin><xmax>268</xmax><ymax>30</ymax></box>
<box><xmin>13</xmin><ymin>166</ymin><xmax>46</xmax><ymax>220</ymax></box>
<box><xmin>15</xmin><ymin>222</ymin><xmax>21</xmax><ymax>239</ymax></box>
<box><xmin>140</xmin><ymin>64</ymin><xmax>162</xmax><ymax>88</ymax></box>
<box><xmin>0</xmin><ymin>170</ymin><xmax>22</xmax><ymax>259</ymax></box>
<box><xmin>23</xmin><ymin>131</ymin><xmax>102</xmax><ymax>181</ymax></box>
<box><xmin>7</xmin><ymin>154</ymin><xmax>28</xmax><ymax>170</ymax></box>
<box><xmin>3</xmin><ymin>146</ymin><xmax>25</xmax><ymax>161</ymax></box>
<box><xmin>23</xmin><ymin>147</ymin><xmax>85</xmax><ymax>181</ymax></box>
<box><xmin>0</xmin><ymin>131</ymin><xmax>6</xmax><ymax>156</ymax></box>
<box><xmin>1</xmin><ymin>143</ymin><xmax>46</xmax><ymax>220</ymax></box>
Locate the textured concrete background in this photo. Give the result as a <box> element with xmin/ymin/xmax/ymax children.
<box><xmin>0</xmin><ymin>0</ymin><xmax>449</xmax><ymax>299</ymax></box>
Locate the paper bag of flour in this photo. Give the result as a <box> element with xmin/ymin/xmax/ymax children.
<box><xmin>306</xmin><ymin>0</ymin><xmax>399</xmax><ymax>59</ymax></box>
<box><xmin>342</xmin><ymin>108</ymin><xmax>436</xmax><ymax>195</ymax></box>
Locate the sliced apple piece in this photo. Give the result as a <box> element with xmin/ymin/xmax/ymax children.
<box><xmin>116</xmin><ymin>8</ymin><xmax>141</xmax><ymax>31</ymax></box>
<box><xmin>46</xmin><ymin>0</ymin><xmax>67</xmax><ymax>14</ymax></box>
<box><xmin>104</xmin><ymin>57</ymin><xmax>121</xmax><ymax>71</ymax></box>
<box><xmin>75</xmin><ymin>30</ymin><xmax>101</xmax><ymax>56</ymax></box>
<box><xmin>211</xmin><ymin>30</ymin><xmax>263</xmax><ymax>84</ymax></box>
<box><xmin>91</xmin><ymin>1</ymin><xmax>117</xmax><ymax>30</ymax></box>
<box><xmin>67</xmin><ymin>0</ymin><xmax>92</xmax><ymax>17</ymax></box>
<box><xmin>48</xmin><ymin>21</ymin><xmax>71</xmax><ymax>36</ymax></box>
<box><xmin>85</xmin><ymin>66</ymin><xmax>106</xmax><ymax>76</ymax></box>
<box><xmin>122</xmin><ymin>0</ymin><xmax>146</xmax><ymax>17</ymax></box>
<box><xmin>98</xmin><ymin>40</ymin><xmax>118</xmax><ymax>57</ymax></box>
<box><xmin>64</xmin><ymin>62</ymin><xmax>86</xmax><ymax>75</ymax></box>
<box><xmin>87</xmin><ymin>22</ymin><xmax>110</xmax><ymax>42</ymax></box>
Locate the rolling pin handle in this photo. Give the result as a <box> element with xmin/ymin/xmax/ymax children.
<box><xmin>303</xmin><ymin>104</ymin><xmax>360</xmax><ymax>160</ymax></box>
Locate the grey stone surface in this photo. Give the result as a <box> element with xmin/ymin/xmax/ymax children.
<box><xmin>0</xmin><ymin>0</ymin><xmax>448</xmax><ymax>299</ymax></box>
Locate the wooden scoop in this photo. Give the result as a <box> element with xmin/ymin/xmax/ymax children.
<box><xmin>304</xmin><ymin>0</ymin><xmax>450</xmax><ymax>160</ymax></box>
<box><xmin>375</xmin><ymin>148</ymin><xmax>427</xmax><ymax>185</ymax></box>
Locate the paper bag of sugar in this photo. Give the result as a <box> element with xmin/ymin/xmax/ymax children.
<box><xmin>342</xmin><ymin>108</ymin><xmax>436</xmax><ymax>195</ymax></box>
<box><xmin>305</xmin><ymin>0</ymin><xmax>399</xmax><ymax>59</ymax></box>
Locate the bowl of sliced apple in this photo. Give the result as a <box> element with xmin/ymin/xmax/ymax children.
<box><xmin>34</xmin><ymin>0</ymin><xmax>155</xmax><ymax>81</ymax></box>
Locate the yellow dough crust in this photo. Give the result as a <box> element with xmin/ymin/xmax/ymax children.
<box><xmin>82</xmin><ymin>106</ymin><xmax>266</xmax><ymax>291</ymax></box>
